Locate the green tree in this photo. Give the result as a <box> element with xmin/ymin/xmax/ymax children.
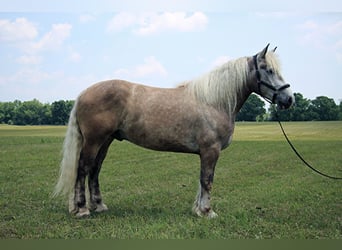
<box><xmin>289</xmin><ymin>93</ymin><xmax>311</xmax><ymax>121</ymax></box>
<box><xmin>271</xmin><ymin>94</ymin><xmax>339</xmax><ymax>121</ymax></box>
<box><xmin>51</xmin><ymin>100</ymin><xmax>74</xmax><ymax>125</ymax></box>
<box><xmin>40</xmin><ymin>103</ymin><xmax>52</xmax><ymax>125</ymax></box>
<box><xmin>0</xmin><ymin>101</ymin><xmax>21</xmax><ymax>124</ymax></box>
<box><xmin>236</xmin><ymin>94</ymin><xmax>266</xmax><ymax>121</ymax></box>
<box><xmin>12</xmin><ymin>99</ymin><xmax>47</xmax><ymax>125</ymax></box>
<box><xmin>269</xmin><ymin>93</ymin><xmax>312</xmax><ymax>121</ymax></box>
<box><xmin>308</xmin><ymin>96</ymin><xmax>339</xmax><ymax>121</ymax></box>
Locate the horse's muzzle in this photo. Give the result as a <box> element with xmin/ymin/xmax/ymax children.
<box><xmin>277</xmin><ymin>95</ymin><xmax>294</xmax><ymax>110</ymax></box>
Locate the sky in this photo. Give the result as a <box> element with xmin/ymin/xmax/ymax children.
<box><xmin>0</xmin><ymin>1</ymin><xmax>342</xmax><ymax>104</ymax></box>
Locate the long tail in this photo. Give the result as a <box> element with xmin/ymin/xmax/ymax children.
<box><xmin>53</xmin><ymin>99</ymin><xmax>82</xmax><ymax>198</ymax></box>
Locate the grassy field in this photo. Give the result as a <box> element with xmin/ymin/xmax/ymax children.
<box><xmin>0</xmin><ymin>122</ymin><xmax>341</xmax><ymax>239</ymax></box>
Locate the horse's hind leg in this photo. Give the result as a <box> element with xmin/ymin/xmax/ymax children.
<box><xmin>71</xmin><ymin>151</ymin><xmax>91</xmax><ymax>217</ymax></box>
<box><xmin>71</xmin><ymin>144</ymin><xmax>99</xmax><ymax>217</ymax></box>
<box><xmin>88</xmin><ymin>137</ymin><xmax>114</xmax><ymax>213</ymax></box>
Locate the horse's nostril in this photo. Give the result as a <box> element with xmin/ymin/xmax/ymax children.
<box><xmin>288</xmin><ymin>97</ymin><xmax>293</xmax><ymax>105</ymax></box>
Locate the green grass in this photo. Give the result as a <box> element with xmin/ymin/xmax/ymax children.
<box><xmin>0</xmin><ymin>122</ymin><xmax>341</xmax><ymax>239</ymax></box>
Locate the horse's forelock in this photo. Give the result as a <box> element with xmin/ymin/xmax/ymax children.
<box><xmin>265</xmin><ymin>52</ymin><xmax>282</xmax><ymax>75</ymax></box>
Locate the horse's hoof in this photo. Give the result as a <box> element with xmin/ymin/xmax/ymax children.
<box><xmin>193</xmin><ymin>206</ymin><xmax>218</xmax><ymax>219</ymax></box>
<box><xmin>93</xmin><ymin>203</ymin><xmax>108</xmax><ymax>213</ymax></box>
<box><xmin>207</xmin><ymin>210</ymin><xmax>218</xmax><ymax>219</ymax></box>
<box><xmin>193</xmin><ymin>206</ymin><xmax>203</xmax><ymax>217</ymax></box>
<box><xmin>75</xmin><ymin>207</ymin><xmax>90</xmax><ymax>218</ymax></box>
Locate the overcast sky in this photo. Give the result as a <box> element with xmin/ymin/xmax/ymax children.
<box><xmin>1</xmin><ymin>1</ymin><xmax>341</xmax><ymax>103</ymax></box>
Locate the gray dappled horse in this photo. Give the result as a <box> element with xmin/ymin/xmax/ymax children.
<box><xmin>54</xmin><ymin>44</ymin><xmax>294</xmax><ymax>218</ymax></box>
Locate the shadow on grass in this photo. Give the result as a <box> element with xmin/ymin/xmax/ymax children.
<box><xmin>91</xmin><ymin>202</ymin><xmax>194</xmax><ymax>220</ymax></box>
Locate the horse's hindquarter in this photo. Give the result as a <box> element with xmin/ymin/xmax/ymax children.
<box><xmin>76</xmin><ymin>80</ymin><xmax>131</xmax><ymax>140</ymax></box>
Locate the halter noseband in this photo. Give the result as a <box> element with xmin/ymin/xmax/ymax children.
<box><xmin>253</xmin><ymin>55</ymin><xmax>290</xmax><ymax>104</ymax></box>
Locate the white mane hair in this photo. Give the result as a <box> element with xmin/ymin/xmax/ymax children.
<box><xmin>182</xmin><ymin>56</ymin><xmax>249</xmax><ymax>114</ymax></box>
<box><xmin>182</xmin><ymin>52</ymin><xmax>281</xmax><ymax>114</ymax></box>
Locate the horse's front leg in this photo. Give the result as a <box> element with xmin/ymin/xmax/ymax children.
<box><xmin>193</xmin><ymin>145</ymin><xmax>220</xmax><ymax>218</ymax></box>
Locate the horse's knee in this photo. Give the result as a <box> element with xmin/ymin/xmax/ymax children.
<box><xmin>200</xmin><ymin>166</ymin><xmax>215</xmax><ymax>192</ymax></box>
<box><xmin>200</xmin><ymin>176</ymin><xmax>213</xmax><ymax>191</ymax></box>
<box><xmin>199</xmin><ymin>146</ymin><xmax>219</xmax><ymax>190</ymax></box>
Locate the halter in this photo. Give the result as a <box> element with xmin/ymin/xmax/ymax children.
<box><xmin>253</xmin><ymin>55</ymin><xmax>290</xmax><ymax>104</ymax></box>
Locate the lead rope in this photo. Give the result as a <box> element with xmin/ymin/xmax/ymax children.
<box><xmin>275</xmin><ymin>111</ymin><xmax>342</xmax><ymax>180</ymax></box>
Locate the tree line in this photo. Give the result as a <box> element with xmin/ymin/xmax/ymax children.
<box><xmin>0</xmin><ymin>93</ymin><xmax>341</xmax><ymax>125</ymax></box>
<box><xmin>0</xmin><ymin>99</ymin><xmax>74</xmax><ymax>125</ymax></box>
<box><xmin>238</xmin><ymin>93</ymin><xmax>342</xmax><ymax>121</ymax></box>
<box><xmin>268</xmin><ymin>93</ymin><xmax>342</xmax><ymax>121</ymax></box>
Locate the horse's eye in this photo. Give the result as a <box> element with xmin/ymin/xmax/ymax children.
<box><xmin>267</xmin><ymin>69</ymin><xmax>274</xmax><ymax>75</ymax></box>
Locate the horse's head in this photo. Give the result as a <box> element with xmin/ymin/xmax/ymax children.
<box><xmin>252</xmin><ymin>44</ymin><xmax>295</xmax><ymax>109</ymax></box>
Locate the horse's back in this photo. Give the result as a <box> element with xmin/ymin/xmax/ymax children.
<box><xmin>78</xmin><ymin>80</ymin><xmax>132</xmax><ymax>107</ymax></box>
<box><xmin>75</xmin><ymin>79</ymin><xmax>183</xmax><ymax>130</ymax></box>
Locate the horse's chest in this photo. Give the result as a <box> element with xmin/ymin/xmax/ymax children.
<box><xmin>221</xmin><ymin>134</ymin><xmax>233</xmax><ymax>150</ymax></box>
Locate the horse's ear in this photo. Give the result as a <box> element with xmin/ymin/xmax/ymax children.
<box><xmin>259</xmin><ymin>43</ymin><xmax>270</xmax><ymax>59</ymax></box>
<box><xmin>273</xmin><ymin>46</ymin><xmax>277</xmax><ymax>52</ymax></box>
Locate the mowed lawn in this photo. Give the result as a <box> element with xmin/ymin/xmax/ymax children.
<box><xmin>0</xmin><ymin>122</ymin><xmax>341</xmax><ymax>239</ymax></box>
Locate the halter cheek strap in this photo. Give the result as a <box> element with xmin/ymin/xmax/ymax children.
<box><xmin>253</xmin><ymin>55</ymin><xmax>290</xmax><ymax>104</ymax></box>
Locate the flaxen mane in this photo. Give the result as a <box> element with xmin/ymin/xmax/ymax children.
<box><xmin>182</xmin><ymin>57</ymin><xmax>248</xmax><ymax>114</ymax></box>
<box><xmin>182</xmin><ymin>52</ymin><xmax>281</xmax><ymax>114</ymax></box>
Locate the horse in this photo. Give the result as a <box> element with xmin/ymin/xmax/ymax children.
<box><xmin>53</xmin><ymin>44</ymin><xmax>294</xmax><ymax>218</ymax></box>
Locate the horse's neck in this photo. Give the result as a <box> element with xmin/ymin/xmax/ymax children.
<box><xmin>184</xmin><ymin>56</ymin><xmax>253</xmax><ymax>116</ymax></box>
<box><xmin>231</xmin><ymin>56</ymin><xmax>255</xmax><ymax>116</ymax></box>
<box><xmin>232</xmin><ymin>89</ymin><xmax>252</xmax><ymax>116</ymax></box>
